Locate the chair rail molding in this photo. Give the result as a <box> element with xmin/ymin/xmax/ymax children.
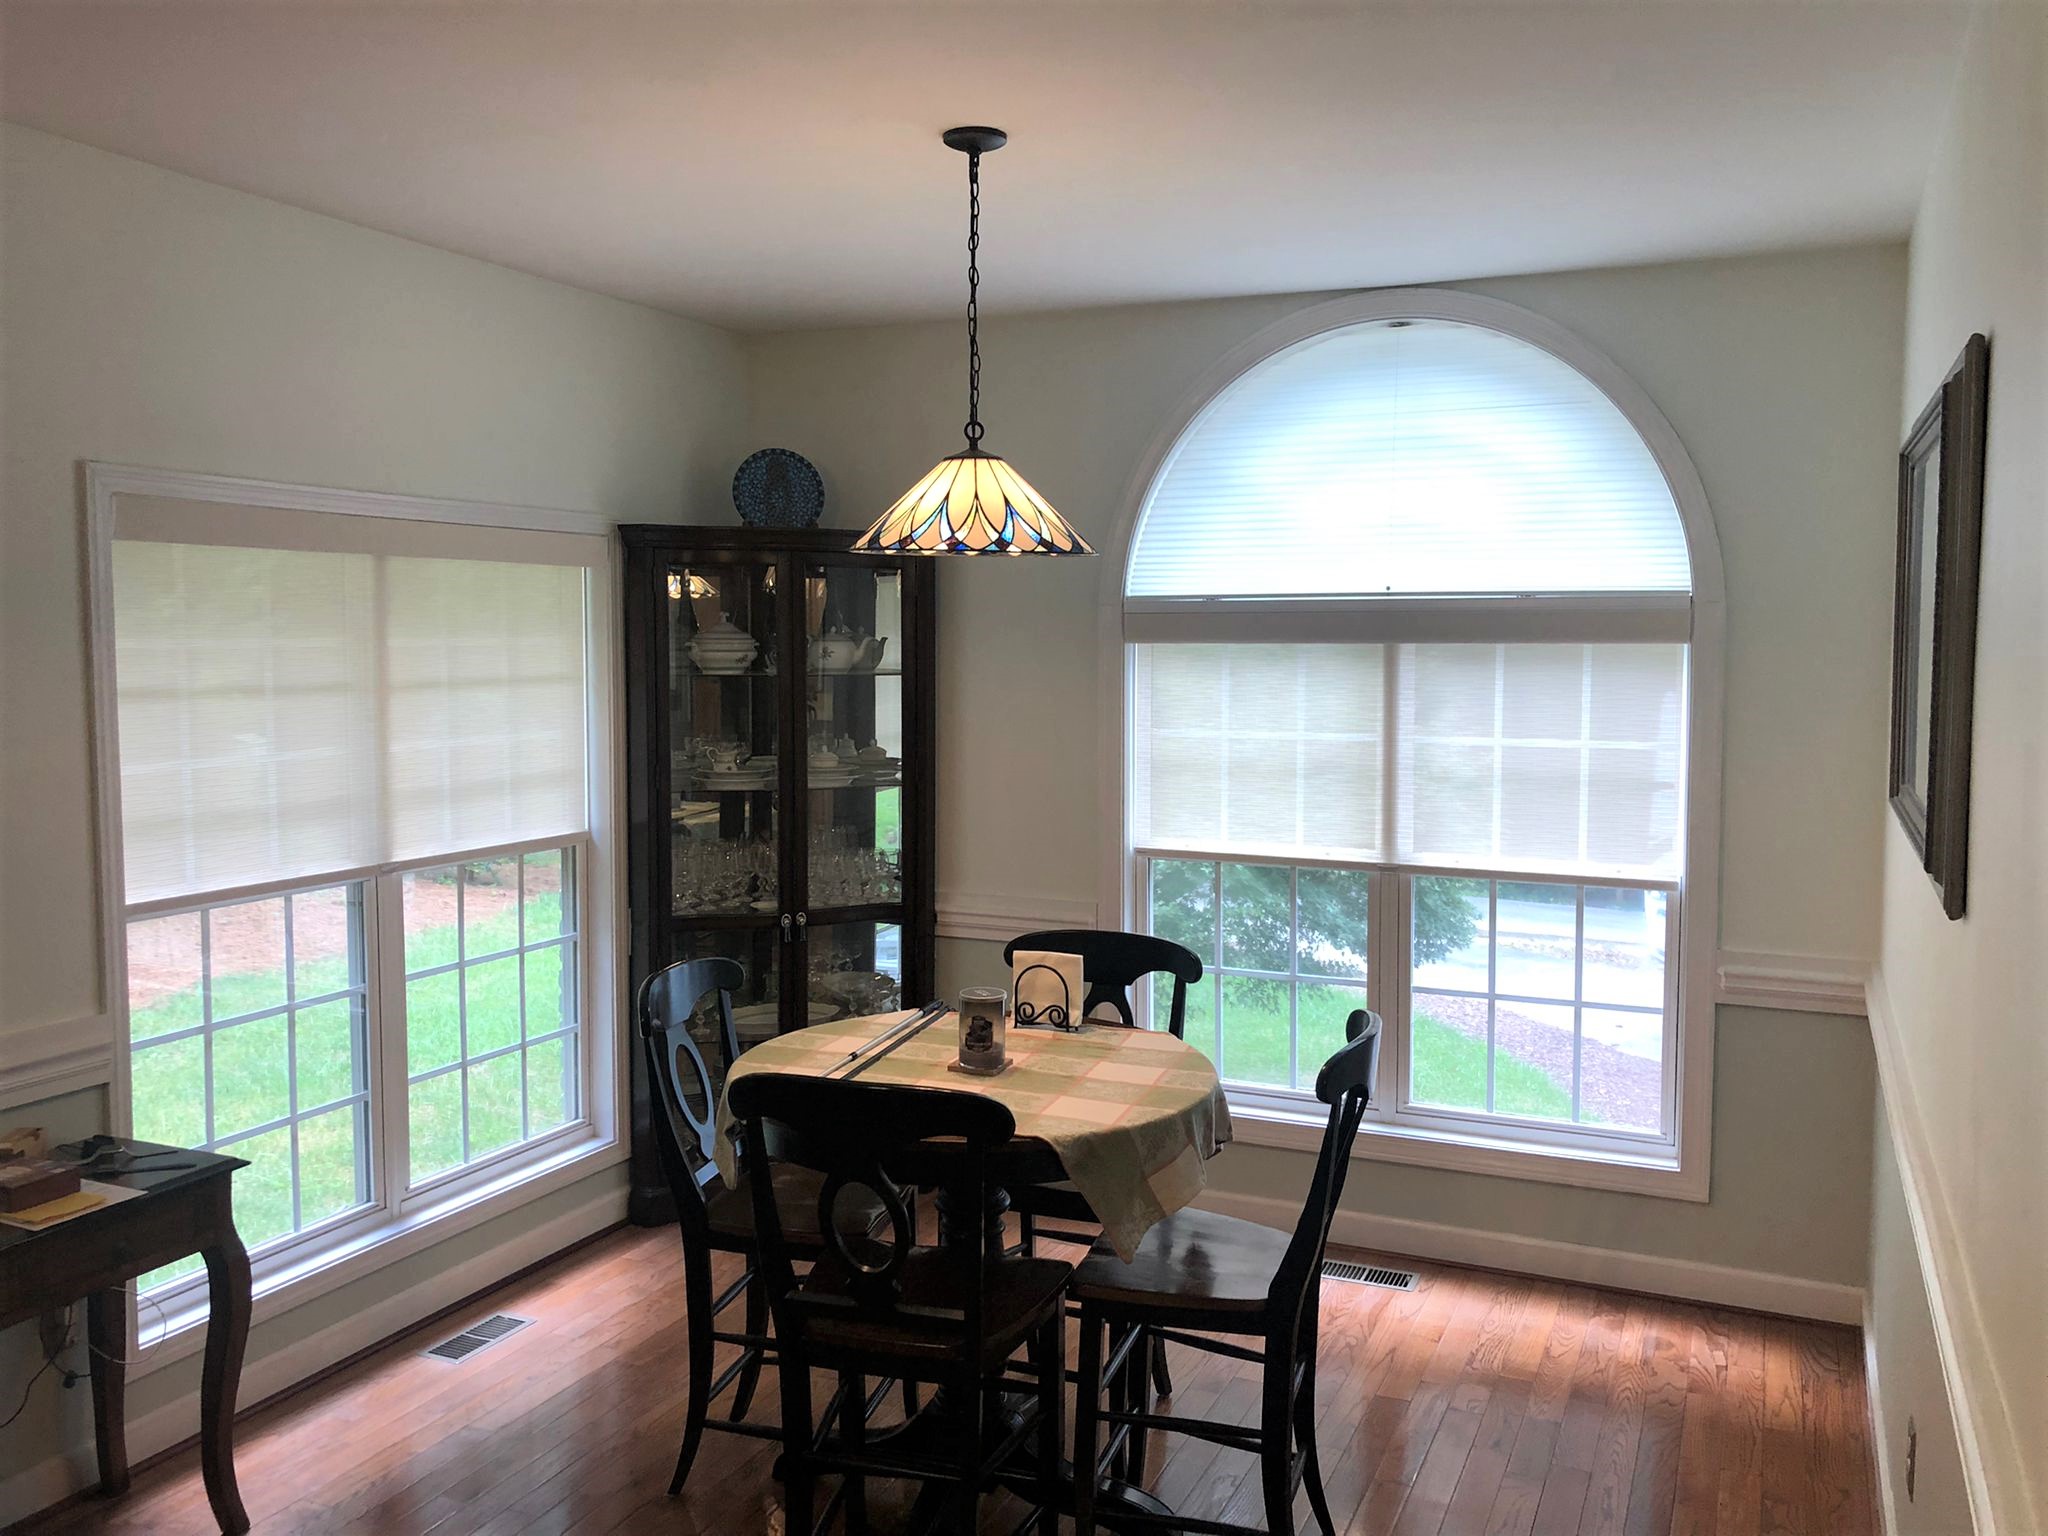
<box><xmin>1866</xmin><ymin>968</ymin><xmax>2029</xmax><ymax>1536</ymax></box>
<box><xmin>1714</xmin><ymin>949</ymin><xmax>1869</xmax><ymax>1015</ymax></box>
<box><xmin>934</xmin><ymin>890</ymin><xmax>1098</xmax><ymax>945</ymax></box>
<box><xmin>0</xmin><ymin>1015</ymin><xmax>117</xmax><ymax>1108</ymax></box>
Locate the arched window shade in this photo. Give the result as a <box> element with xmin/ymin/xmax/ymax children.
<box><xmin>1126</xmin><ymin>319</ymin><xmax>1692</xmax><ymax>601</ymax></box>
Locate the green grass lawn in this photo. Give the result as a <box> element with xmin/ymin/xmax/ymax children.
<box><xmin>1163</xmin><ymin>973</ymin><xmax>1572</xmax><ymax>1118</ymax></box>
<box><xmin>130</xmin><ymin>883</ymin><xmax>575</xmax><ymax>1289</ymax></box>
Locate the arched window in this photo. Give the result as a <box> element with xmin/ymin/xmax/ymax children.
<box><xmin>1114</xmin><ymin>292</ymin><xmax>1721</xmax><ymax>1188</ymax></box>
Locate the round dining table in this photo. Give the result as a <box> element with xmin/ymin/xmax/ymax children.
<box><xmin>711</xmin><ymin>1008</ymin><xmax>1235</xmax><ymax>1528</ymax></box>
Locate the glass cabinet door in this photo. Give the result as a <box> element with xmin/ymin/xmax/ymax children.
<box><xmin>663</xmin><ymin>555</ymin><xmax>785</xmax><ymax>1040</ymax></box>
<box><xmin>797</xmin><ymin>558</ymin><xmax>914</xmax><ymax>1021</ymax></box>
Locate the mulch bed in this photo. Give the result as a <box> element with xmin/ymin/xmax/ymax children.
<box><xmin>1417</xmin><ymin>992</ymin><xmax>1660</xmax><ymax>1131</ymax></box>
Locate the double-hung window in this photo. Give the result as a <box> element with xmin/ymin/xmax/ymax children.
<box><xmin>1119</xmin><ymin>298</ymin><xmax>1719</xmax><ymax>1188</ymax></box>
<box><xmin>104</xmin><ymin>483</ymin><xmax>617</xmax><ymax>1299</ymax></box>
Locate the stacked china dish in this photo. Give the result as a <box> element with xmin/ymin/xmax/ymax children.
<box><xmin>687</xmin><ymin>613</ymin><xmax>759</xmax><ymax>674</ymax></box>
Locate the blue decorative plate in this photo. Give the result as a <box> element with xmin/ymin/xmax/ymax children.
<box><xmin>732</xmin><ymin>448</ymin><xmax>824</xmax><ymax>528</ymax></box>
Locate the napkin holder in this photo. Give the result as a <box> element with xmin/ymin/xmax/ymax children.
<box><xmin>1011</xmin><ymin>950</ymin><xmax>1083</xmax><ymax>1031</ymax></box>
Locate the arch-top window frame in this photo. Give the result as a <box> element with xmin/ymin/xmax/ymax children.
<box><xmin>1096</xmin><ymin>289</ymin><xmax>1725</xmax><ymax>1201</ymax></box>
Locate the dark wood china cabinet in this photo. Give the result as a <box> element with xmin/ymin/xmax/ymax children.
<box><xmin>620</xmin><ymin>525</ymin><xmax>937</xmax><ymax>1223</ymax></box>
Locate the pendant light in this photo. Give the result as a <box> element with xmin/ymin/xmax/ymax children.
<box><xmin>851</xmin><ymin>127</ymin><xmax>1094</xmax><ymax>557</ymax></box>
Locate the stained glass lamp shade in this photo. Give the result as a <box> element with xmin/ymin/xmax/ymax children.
<box><xmin>853</xmin><ymin>125</ymin><xmax>1093</xmax><ymax>558</ymax></box>
<box><xmin>852</xmin><ymin>450</ymin><xmax>1094</xmax><ymax>556</ymax></box>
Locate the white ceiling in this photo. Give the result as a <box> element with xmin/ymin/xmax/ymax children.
<box><xmin>0</xmin><ymin>1</ymin><xmax>1969</xmax><ymax>331</ymax></box>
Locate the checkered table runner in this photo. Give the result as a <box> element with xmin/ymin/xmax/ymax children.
<box><xmin>714</xmin><ymin>1014</ymin><xmax>1234</xmax><ymax>1261</ymax></box>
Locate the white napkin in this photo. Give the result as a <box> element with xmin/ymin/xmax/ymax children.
<box><xmin>1011</xmin><ymin>949</ymin><xmax>1084</xmax><ymax>1029</ymax></box>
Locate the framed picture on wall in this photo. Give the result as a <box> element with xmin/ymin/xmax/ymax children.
<box><xmin>1888</xmin><ymin>332</ymin><xmax>1988</xmax><ymax>920</ymax></box>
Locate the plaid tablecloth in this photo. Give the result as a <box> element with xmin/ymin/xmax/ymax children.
<box><xmin>714</xmin><ymin>1014</ymin><xmax>1233</xmax><ymax>1261</ymax></box>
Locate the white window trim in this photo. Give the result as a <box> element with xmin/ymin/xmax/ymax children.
<box><xmin>1093</xmin><ymin>289</ymin><xmax>1726</xmax><ymax>1203</ymax></box>
<box><xmin>83</xmin><ymin>462</ymin><xmax>630</xmax><ymax>1365</ymax></box>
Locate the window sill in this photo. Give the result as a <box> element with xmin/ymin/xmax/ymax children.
<box><xmin>129</xmin><ymin>1131</ymin><xmax>629</xmax><ymax>1381</ymax></box>
<box><xmin>1228</xmin><ymin>1100</ymin><xmax>1706</xmax><ymax>1202</ymax></box>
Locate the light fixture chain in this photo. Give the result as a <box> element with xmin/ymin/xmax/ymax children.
<box><xmin>964</xmin><ymin>148</ymin><xmax>983</xmax><ymax>449</ymax></box>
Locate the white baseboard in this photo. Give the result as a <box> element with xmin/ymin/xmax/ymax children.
<box><xmin>1714</xmin><ymin>950</ymin><xmax>1868</xmax><ymax>1015</ymax></box>
<box><xmin>1194</xmin><ymin>1188</ymin><xmax>1864</xmax><ymax>1324</ymax></box>
<box><xmin>0</xmin><ymin>1187</ymin><xmax>628</xmax><ymax>1527</ymax></box>
<box><xmin>1864</xmin><ymin>1298</ymin><xmax>1900</xmax><ymax>1536</ymax></box>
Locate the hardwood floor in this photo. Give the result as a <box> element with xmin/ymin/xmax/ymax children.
<box><xmin>25</xmin><ymin>1225</ymin><xmax>1877</xmax><ymax>1535</ymax></box>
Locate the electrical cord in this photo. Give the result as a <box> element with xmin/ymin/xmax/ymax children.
<box><xmin>0</xmin><ymin>1281</ymin><xmax>172</xmax><ymax>1428</ymax></box>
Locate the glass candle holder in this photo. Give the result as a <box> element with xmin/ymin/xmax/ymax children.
<box><xmin>956</xmin><ymin>986</ymin><xmax>1008</xmax><ymax>1074</ymax></box>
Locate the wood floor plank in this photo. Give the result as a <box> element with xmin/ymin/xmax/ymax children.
<box><xmin>21</xmin><ymin>1230</ymin><xmax>1879</xmax><ymax>1536</ymax></box>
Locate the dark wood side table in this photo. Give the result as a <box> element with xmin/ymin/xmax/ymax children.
<box><xmin>0</xmin><ymin>1140</ymin><xmax>251</xmax><ymax>1534</ymax></box>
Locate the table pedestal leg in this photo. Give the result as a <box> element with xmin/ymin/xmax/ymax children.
<box><xmin>199</xmin><ymin>1233</ymin><xmax>252</xmax><ymax>1535</ymax></box>
<box><xmin>86</xmin><ymin>1288</ymin><xmax>129</xmax><ymax>1497</ymax></box>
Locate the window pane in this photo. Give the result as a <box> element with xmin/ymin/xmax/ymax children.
<box><xmin>402</xmin><ymin>846</ymin><xmax>583</xmax><ymax>1186</ymax></box>
<box><xmin>1220</xmin><ymin>863</ymin><xmax>1290</xmax><ymax>972</ymax></box>
<box><xmin>224</xmin><ymin>1124</ymin><xmax>295</xmax><ymax>1250</ymax></box>
<box><xmin>132</xmin><ymin>1036</ymin><xmax>206</xmax><ymax>1147</ymax></box>
<box><xmin>1410</xmin><ymin>994</ymin><xmax>1488</xmax><ymax>1111</ymax></box>
<box><xmin>1492</xmin><ymin>1001</ymin><xmax>1576</xmax><ymax>1121</ymax></box>
<box><xmin>207</xmin><ymin>897</ymin><xmax>288</xmax><ymax>1022</ymax></box>
<box><xmin>406</xmin><ymin>971</ymin><xmax>461</xmax><ymax>1075</ymax></box>
<box><xmin>1158</xmin><ymin>971</ymin><xmax>1217</xmax><ymax>1059</ymax></box>
<box><xmin>210</xmin><ymin>1014</ymin><xmax>290</xmax><ymax>1137</ymax></box>
<box><xmin>1126</xmin><ymin>317</ymin><xmax>1690</xmax><ymax>599</ymax></box>
<box><xmin>127</xmin><ymin>912</ymin><xmax>202</xmax><ymax>1043</ymax></box>
<box><xmin>1219</xmin><ymin>975</ymin><xmax>1289</xmax><ymax>1086</ymax></box>
<box><xmin>464</xmin><ymin>955</ymin><xmax>522</xmax><ymax>1056</ymax></box>
<box><xmin>1583</xmin><ymin>888</ymin><xmax>1667</xmax><ymax>1008</ymax></box>
<box><xmin>461</xmin><ymin>857</ymin><xmax>521</xmax><ymax>955</ymax></box>
<box><xmin>1148</xmin><ymin>859</ymin><xmax>1217</xmax><ymax>965</ymax></box>
<box><xmin>298</xmin><ymin>1105</ymin><xmax>364</xmax><ymax>1226</ymax></box>
<box><xmin>1413</xmin><ymin>877</ymin><xmax>1489</xmax><ymax>991</ymax></box>
<box><xmin>290</xmin><ymin>885</ymin><xmax>358</xmax><ymax>1000</ymax></box>
<box><xmin>523</xmin><ymin>942</ymin><xmax>572</xmax><ymax>1038</ymax></box>
<box><xmin>1495</xmin><ymin>881</ymin><xmax>1576</xmax><ymax>1001</ymax></box>
<box><xmin>295</xmin><ymin>999</ymin><xmax>360</xmax><ymax>1110</ymax></box>
<box><xmin>402</xmin><ymin>869</ymin><xmax>461</xmax><ymax>972</ymax></box>
<box><xmin>522</xmin><ymin>849</ymin><xmax>570</xmax><ymax>940</ymax></box>
<box><xmin>526</xmin><ymin>1039</ymin><xmax>575</xmax><ymax>1136</ymax></box>
<box><xmin>128</xmin><ymin>881</ymin><xmax>374</xmax><ymax>1287</ymax></box>
<box><xmin>1298</xmin><ymin>982</ymin><xmax>1366</xmax><ymax>1088</ymax></box>
<box><xmin>409</xmin><ymin>1072</ymin><xmax>463</xmax><ymax>1183</ymax></box>
<box><xmin>1296</xmin><ymin>867</ymin><xmax>1369</xmax><ymax>980</ymax></box>
<box><xmin>1580</xmin><ymin>1008</ymin><xmax>1665</xmax><ymax>1133</ymax></box>
<box><xmin>467</xmin><ymin>1054</ymin><xmax>523</xmax><ymax>1159</ymax></box>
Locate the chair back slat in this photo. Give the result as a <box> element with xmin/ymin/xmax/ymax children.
<box><xmin>1269</xmin><ymin>1011</ymin><xmax>1381</xmax><ymax>1344</ymax></box>
<box><xmin>729</xmin><ymin>1074</ymin><xmax>1016</xmax><ymax>1359</ymax></box>
<box><xmin>1003</xmin><ymin>928</ymin><xmax>1203</xmax><ymax>1037</ymax></box>
<box><xmin>637</xmin><ymin>957</ymin><xmax>745</xmax><ymax>1226</ymax></box>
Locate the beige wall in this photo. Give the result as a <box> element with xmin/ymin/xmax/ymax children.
<box><xmin>0</xmin><ymin>125</ymin><xmax>743</xmax><ymax>1513</ymax></box>
<box><xmin>1871</xmin><ymin>6</ymin><xmax>2048</xmax><ymax>1532</ymax></box>
<box><xmin>749</xmin><ymin>246</ymin><xmax>1906</xmax><ymax>1285</ymax></box>
<box><xmin>0</xmin><ymin>123</ymin><xmax>746</xmax><ymax>1047</ymax></box>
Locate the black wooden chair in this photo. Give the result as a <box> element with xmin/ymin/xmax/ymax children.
<box><xmin>1070</xmin><ymin>1010</ymin><xmax>1382</xmax><ymax>1536</ymax></box>
<box><xmin>1001</xmin><ymin>928</ymin><xmax>1203</xmax><ymax>1396</ymax></box>
<box><xmin>729</xmin><ymin>1072</ymin><xmax>1071</xmax><ymax>1536</ymax></box>
<box><xmin>639</xmin><ymin>957</ymin><xmax>903</xmax><ymax>1497</ymax></box>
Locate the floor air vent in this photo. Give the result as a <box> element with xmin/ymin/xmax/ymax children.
<box><xmin>1322</xmin><ymin>1260</ymin><xmax>1418</xmax><ymax>1290</ymax></box>
<box><xmin>424</xmin><ymin>1313</ymin><xmax>532</xmax><ymax>1362</ymax></box>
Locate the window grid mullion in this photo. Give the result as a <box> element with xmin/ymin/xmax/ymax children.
<box><xmin>284</xmin><ymin>893</ymin><xmax>302</xmax><ymax>1233</ymax></box>
<box><xmin>456</xmin><ymin>869</ymin><xmax>471</xmax><ymax>1164</ymax></box>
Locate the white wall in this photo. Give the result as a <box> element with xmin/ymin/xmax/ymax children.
<box><xmin>0</xmin><ymin>123</ymin><xmax>746</xmax><ymax>1058</ymax></box>
<box><xmin>747</xmin><ymin>245</ymin><xmax>1906</xmax><ymax>1290</ymax></box>
<box><xmin>0</xmin><ymin>124</ymin><xmax>746</xmax><ymax>1516</ymax></box>
<box><xmin>1871</xmin><ymin>6</ymin><xmax>2048</xmax><ymax>1532</ymax></box>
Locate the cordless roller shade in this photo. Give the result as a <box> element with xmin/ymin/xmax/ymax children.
<box><xmin>1126</xmin><ymin>318</ymin><xmax>1691</xmax><ymax>601</ymax></box>
<box><xmin>1130</xmin><ymin>642</ymin><xmax>1685</xmax><ymax>883</ymax></box>
<box><xmin>111</xmin><ymin>496</ymin><xmax>600</xmax><ymax>905</ymax></box>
